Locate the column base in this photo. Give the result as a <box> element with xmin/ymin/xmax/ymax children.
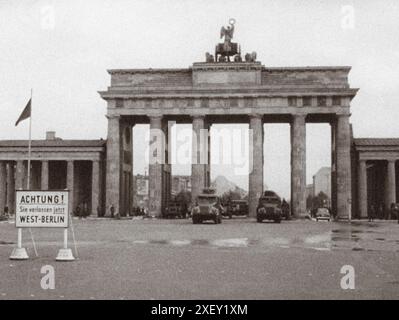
<box><xmin>10</xmin><ymin>247</ymin><xmax>29</xmax><ymax>260</ymax></box>
<box><xmin>56</xmin><ymin>248</ymin><xmax>75</xmax><ymax>261</ymax></box>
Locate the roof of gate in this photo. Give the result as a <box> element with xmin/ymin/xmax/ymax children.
<box><xmin>0</xmin><ymin>140</ymin><xmax>106</xmax><ymax>148</ymax></box>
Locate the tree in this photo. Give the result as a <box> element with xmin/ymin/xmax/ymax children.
<box><xmin>175</xmin><ymin>191</ymin><xmax>191</xmax><ymax>205</ymax></box>
<box><xmin>221</xmin><ymin>189</ymin><xmax>242</xmax><ymax>205</ymax></box>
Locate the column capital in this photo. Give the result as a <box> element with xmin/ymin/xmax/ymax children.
<box><xmin>148</xmin><ymin>115</ymin><xmax>163</xmax><ymax>120</ymax></box>
<box><xmin>191</xmin><ymin>114</ymin><xmax>205</xmax><ymax>120</ymax></box>
<box><xmin>291</xmin><ymin>113</ymin><xmax>306</xmax><ymax>122</ymax></box>
<box><xmin>249</xmin><ymin>113</ymin><xmax>263</xmax><ymax>120</ymax></box>
<box><xmin>105</xmin><ymin>114</ymin><xmax>121</xmax><ymax>120</ymax></box>
<box><xmin>387</xmin><ymin>159</ymin><xmax>397</xmax><ymax>164</ymax></box>
<box><xmin>149</xmin><ymin>115</ymin><xmax>163</xmax><ymax>130</ymax></box>
<box><xmin>336</xmin><ymin>113</ymin><xmax>351</xmax><ymax>119</ymax></box>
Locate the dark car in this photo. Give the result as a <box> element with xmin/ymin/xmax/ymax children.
<box><xmin>256</xmin><ymin>190</ymin><xmax>282</xmax><ymax>223</ymax></box>
<box><xmin>225</xmin><ymin>200</ymin><xmax>248</xmax><ymax>218</ymax></box>
<box><xmin>192</xmin><ymin>188</ymin><xmax>223</xmax><ymax>224</ymax></box>
<box><xmin>164</xmin><ymin>201</ymin><xmax>184</xmax><ymax>219</ymax></box>
<box><xmin>315</xmin><ymin>207</ymin><xmax>331</xmax><ymax>221</ymax></box>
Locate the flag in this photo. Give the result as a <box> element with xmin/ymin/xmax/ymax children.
<box><xmin>15</xmin><ymin>98</ymin><xmax>31</xmax><ymax>126</ymax></box>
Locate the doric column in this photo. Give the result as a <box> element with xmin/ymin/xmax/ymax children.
<box><xmin>248</xmin><ymin>114</ymin><xmax>264</xmax><ymax>217</ymax></box>
<box><xmin>15</xmin><ymin>160</ymin><xmax>25</xmax><ymax>190</ymax></box>
<box><xmin>205</xmin><ymin>122</ymin><xmax>211</xmax><ymax>187</ymax></box>
<box><xmin>41</xmin><ymin>160</ymin><xmax>49</xmax><ymax>190</ymax></box>
<box><xmin>148</xmin><ymin>115</ymin><xmax>164</xmax><ymax>217</ymax></box>
<box><xmin>386</xmin><ymin>160</ymin><xmax>396</xmax><ymax>210</ymax></box>
<box><xmin>330</xmin><ymin>122</ymin><xmax>337</xmax><ymax>217</ymax></box>
<box><xmin>6</xmin><ymin>162</ymin><xmax>15</xmax><ymax>214</ymax></box>
<box><xmin>67</xmin><ymin>160</ymin><xmax>74</xmax><ymax>215</ymax></box>
<box><xmin>105</xmin><ymin>115</ymin><xmax>121</xmax><ymax>216</ymax></box>
<box><xmin>291</xmin><ymin>114</ymin><xmax>306</xmax><ymax>218</ymax></box>
<box><xmin>162</xmin><ymin>121</ymin><xmax>172</xmax><ymax>210</ymax></box>
<box><xmin>191</xmin><ymin>115</ymin><xmax>206</xmax><ymax>204</ymax></box>
<box><xmin>358</xmin><ymin>160</ymin><xmax>368</xmax><ymax>219</ymax></box>
<box><xmin>336</xmin><ymin>114</ymin><xmax>352</xmax><ymax>220</ymax></box>
<box><xmin>91</xmin><ymin>160</ymin><xmax>100</xmax><ymax>216</ymax></box>
<box><xmin>0</xmin><ymin>162</ymin><xmax>6</xmax><ymax>215</ymax></box>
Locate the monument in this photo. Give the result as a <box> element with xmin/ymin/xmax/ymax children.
<box><xmin>99</xmin><ymin>20</ymin><xmax>358</xmax><ymax>219</ymax></box>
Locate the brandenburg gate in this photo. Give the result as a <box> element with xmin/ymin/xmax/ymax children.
<box><xmin>99</xmin><ymin>21</ymin><xmax>358</xmax><ymax>219</ymax></box>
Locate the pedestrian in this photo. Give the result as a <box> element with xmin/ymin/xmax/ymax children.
<box><xmin>83</xmin><ymin>202</ymin><xmax>88</xmax><ymax>218</ymax></box>
<box><xmin>281</xmin><ymin>199</ymin><xmax>290</xmax><ymax>220</ymax></box>
<box><xmin>110</xmin><ymin>204</ymin><xmax>115</xmax><ymax>218</ymax></box>
<box><xmin>377</xmin><ymin>204</ymin><xmax>384</xmax><ymax>220</ymax></box>
<box><xmin>182</xmin><ymin>202</ymin><xmax>187</xmax><ymax>219</ymax></box>
<box><xmin>96</xmin><ymin>206</ymin><xmax>102</xmax><ymax>217</ymax></box>
<box><xmin>368</xmin><ymin>204</ymin><xmax>375</xmax><ymax>222</ymax></box>
<box><xmin>76</xmin><ymin>205</ymin><xmax>81</xmax><ymax>219</ymax></box>
<box><xmin>389</xmin><ymin>203</ymin><xmax>396</xmax><ymax>220</ymax></box>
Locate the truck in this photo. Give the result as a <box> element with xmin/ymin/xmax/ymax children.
<box><xmin>224</xmin><ymin>200</ymin><xmax>249</xmax><ymax>218</ymax></box>
<box><xmin>164</xmin><ymin>200</ymin><xmax>188</xmax><ymax>219</ymax></box>
<box><xmin>191</xmin><ymin>188</ymin><xmax>223</xmax><ymax>224</ymax></box>
<box><xmin>256</xmin><ymin>190</ymin><xmax>282</xmax><ymax>223</ymax></box>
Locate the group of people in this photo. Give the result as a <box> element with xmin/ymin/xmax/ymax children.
<box><xmin>368</xmin><ymin>203</ymin><xmax>399</xmax><ymax>222</ymax></box>
<box><xmin>74</xmin><ymin>202</ymin><xmax>89</xmax><ymax>219</ymax></box>
<box><xmin>106</xmin><ymin>205</ymin><xmax>147</xmax><ymax>218</ymax></box>
<box><xmin>131</xmin><ymin>207</ymin><xmax>147</xmax><ymax>216</ymax></box>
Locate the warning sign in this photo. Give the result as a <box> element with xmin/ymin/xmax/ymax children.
<box><xmin>15</xmin><ymin>190</ymin><xmax>69</xmax><ymax>228</ymax></box>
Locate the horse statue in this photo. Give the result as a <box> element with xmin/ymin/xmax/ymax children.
<box><xmin>245</xmin><ymin>51</ymin><xmax>257</xmax><ymax>63</ymax></box>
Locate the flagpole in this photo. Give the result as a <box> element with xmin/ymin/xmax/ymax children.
<box><xmin>27</xmin><ymin>89</ymin><xmax>32</xmax><ymax>190</ymax></box>
<box><xmin>11</xmin><ymin>92</ymin><xmax>32</xmax><ymax>260</ymax></box>
<box><xmin>26</xmin><ymin>89</ymin><xmax>38</xmax><ymax>257</ymax></box>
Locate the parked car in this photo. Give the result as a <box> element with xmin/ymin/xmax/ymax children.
<box><xmin>256</xmin><ymin>190</ymin><xmax>282</xmax><ymax>223</ymax></box>
<box><xmin>192</xmin><ymin>188</ymin><xmax>223</xmax><ymax>224</ymax></box>
<box><xmin>164</xmin><ymin>201</ymin><xmax>185</xmax><ymax>219</ymax></box>
<box><xmin>224</xmin><ymin>200</ymin><xmax>248</xmax><ymax>218</ymax></box>
<box><xmin>315</xmin><ymin>207</ymin><xmax>331</xmax><ymax>221</ymax></box>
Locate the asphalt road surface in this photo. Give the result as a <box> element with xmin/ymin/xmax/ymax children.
<box><xmin>0</xmin><ymin>217</ymin><xmax>398</xmax><ymax>299</ymax></box>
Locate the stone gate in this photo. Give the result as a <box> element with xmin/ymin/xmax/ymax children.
<box><xmin>99</xmin><ymin>59</ymin><xmax>358</xmax><ymax>219</ymax></box>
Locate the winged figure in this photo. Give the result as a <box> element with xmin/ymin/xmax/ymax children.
<box><xmin>220</xmin><ymin>24</ymin><xmax>234</xmax><ymax>42</ymax></box>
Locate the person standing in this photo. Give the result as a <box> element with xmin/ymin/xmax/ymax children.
<box><xmin>83</xmin><ymin>202</ymin><xmax>88</xmax><ymax>218</ymax></box>
<box><xmin>75</xmin><ymin>205</ymin><xmax>81</xmax><ymax>219</ymax></box>
<box><xmin>389</xmin><ymin>203</ymin><xmax>395</xmax><ymax>220</ymax></box>
<box><xmin>110</xmin><ymin>204</ymin><xmax>115</xmax><ymax>218</ymax></box>
<box><xmin>368</xmin><ymin>204</ymin><xmax>375</xmax><ymax>222</ymax></box>
<box><xmin>377</xmin><ymin>204</ymin><xmax>384</xmax><ymax>220</ymax></box>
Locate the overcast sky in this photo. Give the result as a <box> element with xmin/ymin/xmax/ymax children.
<box><xmin>1</xmin><ymin>0</ymin><xmax>398</xmax><ymax>198</ymax></box>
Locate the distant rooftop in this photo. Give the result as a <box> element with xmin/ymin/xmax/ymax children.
<box><xmin>0</xmin><ymin>131</ymin><xmax>105</xmax><ymax>148</ymax></box>
<box><xmin>0</xmin><ymin>140</ymin><xmax>106</xmax><ymax>148</ymax></box>
<box><xmin>354</xmin><ymin>138</ymin><xmax>399</xmax><ymax>146</ymax></box>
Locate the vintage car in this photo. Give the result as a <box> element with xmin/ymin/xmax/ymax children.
<box><xmin>192</xmin><ymin>188</ymin><xmax>223</xmax><ymax>224</ymax></box>
<box><xmin>315</xmin><ymin>207</ymin><xmax>331</xmax><ymax>221</ymax></box>
<box><xmin>256</xmin><ymin>190</ymin><xmax>282</xmax><ymax>223</ymax></box>
<box><xmin>225</xmin><ymin>200</ymin><xmax>249</xmax><ymax>218</ymax></box>
<box><xmin>164</xmin><ymin>201</ymin><xmax>187</xmax><ymax>219</ymax></box>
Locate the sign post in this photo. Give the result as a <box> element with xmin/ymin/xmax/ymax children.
<box><xmin>10</xmin><ymin>228</ymin><xmax>29</xmax><ymax>260</ymax></box>
<box><xmin>10</xmin><ymin>190</ymin><xmax>74</xmax><ymax>261</ymax></box>
<box><xmin>56</xmin><ymin>228</ymin><xmax>74</xmax><ymax>261</ymax></box>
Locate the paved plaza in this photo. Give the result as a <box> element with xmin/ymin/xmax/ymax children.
<box><xmin>0</xmin><ymin>218</ymin><xmax>398</xmax><ymax>300</ymax></box>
